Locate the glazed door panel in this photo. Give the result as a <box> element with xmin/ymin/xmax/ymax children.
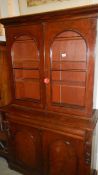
<box><xmin>5</xmin><ymin>24</ymin><xmax>45</xmax><ymax>109</ymax></box>
<box><xmin>43</xmin><ymin>131</ymin><xmax>83</xmax><ymax>175</ymax></box>
<box><xmin>45</xmin><ymin>18</ymin><xmax>96</xmax><ymax>116</ymax></box>
<box><xmin>9</xmin><ymin>123</ymin><xmax>42</xmax><ymax>173</ymax></box>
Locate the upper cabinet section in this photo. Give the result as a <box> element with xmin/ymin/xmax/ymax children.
<box><xmin>1</xmin><ymin>5</ymin><xmax>97</xmax><ymax>117</ymax></box>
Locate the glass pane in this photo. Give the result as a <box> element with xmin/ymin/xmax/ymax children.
<box><xmin>52</xmin><ymin>31</ymin><xmax>86</xmax><ymax>62</ymax></box>
<box><xmin>11</xmin><ymin>35</ymin><xmax>40</xmax><ymax>101</ymax></box>
<box><xmin>51</xmin><ymin>31</ymin><xmax>87</xmax><ymax>107</ymax></box>
<box><xmin>13</xmin><ymin>69</ymin><xmax>40</xmax><ymax>100</ymax></box>
<box><xmin>15</xmin><ymin>79</ymin><xmax>40</xmax><ymax>100</ymax></box>
<box><xmin>12</xmin><ymin>35</ymin><xmax>39</xmax><ymax>69</ymax></box>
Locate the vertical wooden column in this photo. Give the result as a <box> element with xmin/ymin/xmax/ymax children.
<box><xmin>0</xmin><ymin>41</ymin><xmax>12</xmax><ymax>106</ymax></box>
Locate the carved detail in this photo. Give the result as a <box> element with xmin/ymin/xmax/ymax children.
<box><xmin>84</xmin><ymin>131</ymin><xmax>92</xmax><ymax>165</ymax></box>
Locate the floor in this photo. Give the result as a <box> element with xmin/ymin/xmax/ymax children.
<box><xmin>0</xmin><ymin>157</ymin><xmax>97</xmax><ymax>175</ymax></box>
<box><xmin>0</xmin><ymin>157</ymin><xmax>22</xmax><ymax>175</ymax></box>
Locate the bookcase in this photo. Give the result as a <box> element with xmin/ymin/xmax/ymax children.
<box><xmin>0</xmin><ymin>4</ymin><xmax>98</xmax><ymax>175</ymax></box>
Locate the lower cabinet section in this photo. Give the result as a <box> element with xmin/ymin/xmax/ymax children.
<box><xmin>8</xmin><ymin>121</ymin><xmax>92</xmax><ymax>175</ymax></box>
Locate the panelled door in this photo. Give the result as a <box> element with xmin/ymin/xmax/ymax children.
<box><xmin>43</xmin><ymin>131</ymin><xmax>84</xmax><ymax>175</ymax></box>
<box><xmin>9</xmin><ymin>122</ymin><xmax>43</xmax><ymax>174</ymax></box>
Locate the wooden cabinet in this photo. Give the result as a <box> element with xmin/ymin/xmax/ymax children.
<box><xmin>0</xmin><ymin>4</ymin><xmax>98</xmax><ymax>175</ymax></box>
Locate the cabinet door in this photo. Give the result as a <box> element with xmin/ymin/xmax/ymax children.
<box><xmin>43</xmin><ymin>131</ymin><xmax>84</xmax><ymax>175</ymax></box>
<box><xmin>45</xmin><ymin>18</ymin><xmax>96</xmax><ymax>117</ymax></box>
<box><xmin>9</xmin><ymin>123</ymin><xmax>42</xmax><ymax>174</ymax></box>
<box><xmin>5</xmin><ymin>24</ymin><xmax>45</xmax><ymax>109</ymax></box>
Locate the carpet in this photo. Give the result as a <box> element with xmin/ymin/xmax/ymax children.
<box><xmin>0</xmin><ymin>157</ymin><xmax>22</xmax><ymax>175</ymax></box>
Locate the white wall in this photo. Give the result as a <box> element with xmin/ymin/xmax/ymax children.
<box><xmin>18</xmin><ymin>0</ymin><xmax>98</xmax><ymax>15</ymax></box>
<box><xmin>0</xmin><ymin>0</ymin><xmax>19</xmax><ymax>17</ymax></box>
<box><xmin>93</xmin><ymin>20</ymin><xmax>98</xmax><ymax>109</ymax></box>
<box><xmin>0</xmin><ymin>0</ymin><xmax>20</xmax><ymax>41</ymax></box>
<box><xmin>92</xmin><ymin>19</ymin><xmax>98</xmax><ymax>170</ymax></box>
<box><xmin>0</xmin><ymin>0</ymin><xmax>9</xmax><ymax>17</ymax></box>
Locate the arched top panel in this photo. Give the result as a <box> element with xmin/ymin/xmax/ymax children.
<box><xmin>51</xmin><ymin>31</ymin><xmax>87</xmax><ymax>63</ymax></box>
<box><xmin>11</xmin><ymin>35</ymin><xmax>39</xmax><ymax>69</ymax></box>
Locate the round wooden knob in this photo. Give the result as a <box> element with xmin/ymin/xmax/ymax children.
<box><xmin>44</xmin><ymin>78</ymin><xmax>50</xmax><ymax>84</ymax></box>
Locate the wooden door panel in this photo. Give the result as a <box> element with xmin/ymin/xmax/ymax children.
<box><xmin>49</xmin><ymin>140</ymin><xmax>77</xmax><ymax>175</ymax></box>
<box><xmin>43</xmin><ymin>131</ymin><xmax>79</xmax><ymax>175</ymax></box>
<box><xmin>15</xmin><ymin>130</ymin><xmax>37</xmax><ymax>167</ymax></box>
<box><xmin>9</xmin><ymin>123</ymin><xmax>42</xmax><ymax>171</ymax></box>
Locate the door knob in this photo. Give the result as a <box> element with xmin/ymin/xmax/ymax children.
<box><xmin>44</xmin><ymin>78</ymin><xmax>50</xmax><ymax>84</ymax></box>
